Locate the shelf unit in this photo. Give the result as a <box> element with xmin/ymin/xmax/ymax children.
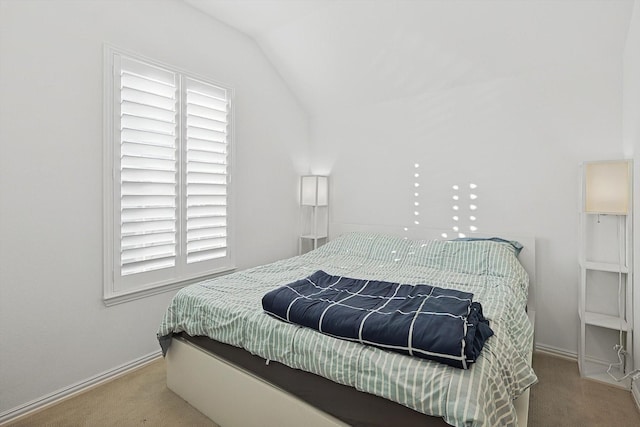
<box><xmin>578</xmin><ymin>160</ymin><xmax>633</xmax><ymax>389</ymax></box>
<box><xmin>299</xmin><ymin>176</ymin><xmax>329</xmax><ymax>255</ymax></box>
<box><xmin>299</xmin><ymin>234</ymin><xmax>328</xmax><ymax>254</ymax></box>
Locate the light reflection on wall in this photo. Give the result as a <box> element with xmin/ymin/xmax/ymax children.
<box><xmin>406</xmin><ymin>165</ymin><xmax>479</xmax><ymax>241</ymax></box>
<box><xmin>442</xmin><ymin>183</ymin><xmax>478</xmax><ymax>239</ymax></box>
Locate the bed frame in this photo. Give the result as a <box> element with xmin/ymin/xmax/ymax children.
<box><xmin>166</xmin><ymin>224</ymin><xmax>536</xmax><ymax>427</ymax></box>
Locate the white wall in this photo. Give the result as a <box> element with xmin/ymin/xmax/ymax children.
<box><xmin>0</xmin><ymin>0</ymin><xmax>308</xmax><ymax>415</ymax></box>
<box><xmin>624</xmin><ymin>0</ymin><xmax>640</xmax><ymax>379</ymax></box>
<box><xmin>311</xmin><ymin>61</ymin><xmax>624</xmax><ymax>356</ymax></box>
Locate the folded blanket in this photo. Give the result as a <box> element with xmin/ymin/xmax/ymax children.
<box><xmin>262</xmin><ymin>270</ymin><xmax>493</xmax><ymax>369</ymax></box>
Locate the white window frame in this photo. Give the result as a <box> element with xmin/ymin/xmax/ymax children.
<box><xmin>103</xmin><ymin>45</ymin><xmax>235</xmax><ymax>305</ymax></box>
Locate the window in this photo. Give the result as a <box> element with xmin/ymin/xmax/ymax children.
<box><xmin>104</xmin><ymin>46</ymin><xmax>234</xmax><ymax>305</ymax></box>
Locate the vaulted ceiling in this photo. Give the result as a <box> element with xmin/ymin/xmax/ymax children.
<box><xmin>184</xmin><ymin>0</ymin><xmax>635</xmax><ymax>116</ymax></box>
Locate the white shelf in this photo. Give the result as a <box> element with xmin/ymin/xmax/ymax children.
<box><xmin>300</xmin><ymin>234</ymin><xmax>328</xmax><ymax>239</ymax></box>
<box><xmin>578</xmin><ymin>160</ymin><xmax>633</xmax><ymax>388</ymax></box>
<box><xmin>580</xmin><ymin>358</ymin><xmax>631</xmax><ymax>389</ymax></box>
<box><xmin>581</xmin><ymin>311</ymin><xmax>630</xmax><ymax>332</ymax></box>
<box><xmin>299</xmin><ymin>191</ymin><xmax>329</xmax><ymax>255</ymax></box>
<box><xmin>581</xmin><ymin>261</ymin><xmax>629</xmax><ymax>273</ymax></box>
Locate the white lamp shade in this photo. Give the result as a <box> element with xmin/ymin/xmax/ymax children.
<box><xmin>301</xmin><ymin>176</ymin><xmax>328</xmax><ymax>206</ymax></box>
<box><xmin>585</xmin><ymin>161</ymin><xmax>630</xmax><ymax>215</ymax></box>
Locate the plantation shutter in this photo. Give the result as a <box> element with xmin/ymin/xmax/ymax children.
<box><xmin>118</xmin><ymin>56</ymin><xmax>178</xmax><ymax>276</ymax></box>
<box><xmin>184</xmin><ymin>78</ymin><xmax>229</xmax><ymax>264</ymax></box>
<box><xmin>106</xmin><ymin>47</ymin><xmax>234</xmax><ymax>303</ymax></box>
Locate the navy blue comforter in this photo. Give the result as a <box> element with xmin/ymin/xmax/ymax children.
<box><xmin>262</xmin><ymin>270</ymin><xmax>493</xmax><ymax>369</ymax></box>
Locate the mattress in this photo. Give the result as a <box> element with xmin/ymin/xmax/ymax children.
<box><xmin>158</xmin><ymin>232</ymin><xmax>537</xmax><ymax>426</ymax></box>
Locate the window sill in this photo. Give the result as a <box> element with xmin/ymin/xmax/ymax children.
<box><xmin>103</xmin><ymin>267</ymin><xmax>236</xmax><ymax>307</ymax></box>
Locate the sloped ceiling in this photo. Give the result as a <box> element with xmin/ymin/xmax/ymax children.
<box><xmin>184</xmin><ymin>0</ymin><xmax>635</xmax><ymax>116</ymax></box>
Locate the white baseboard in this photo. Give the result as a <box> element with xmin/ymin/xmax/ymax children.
<box><xmin>534</xmin><ymin>343</ymin><xmax>578</xmax><ymax>362</ymax></box>
<box><xmin>0</xmin><ymin>350</ymin><xmax>162</xmax><ymax>426</ymax></box>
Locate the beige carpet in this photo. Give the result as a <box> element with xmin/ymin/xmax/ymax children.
<box><xmin>7</xmin><ymin>352</ymin><xmax>640</xmax><ymax>427</ymax></box>
<box><xmin>529</xmin><ymin>352</ymin><xmax>640</xmax><ymax>427</ymax></box>
<box><xmin>7</xmin><ymin>359</ymin><xmax>217</xmax><ymax>427</ymax></box>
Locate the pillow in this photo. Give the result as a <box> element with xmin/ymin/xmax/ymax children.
<box><xmin>452</xmin><ymin>237</ymin><xmax>523</xmax><ymax>255</ymax></box>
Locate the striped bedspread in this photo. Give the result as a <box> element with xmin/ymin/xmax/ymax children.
<box><xmin>262</xmin><ymin>270</ymin><xmax>494</xmax><ymax>369</ymax></box>
<box><xmin>158</xmin><ymin>232</ymin><xmax>537</xmax><ymax>426</ymax></box>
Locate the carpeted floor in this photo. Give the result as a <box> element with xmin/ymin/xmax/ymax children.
<box><xmin>6</xmin><ymin>351</ymin><xmax>640</xmax><ymax>426</ymax></box>
<box><xmin>7</xmin><ymin>359</ymin><xmax>216</xmax><ymax>427</ymax></box>
<box><xmin>529</xmin><ymin>352</ymin><xmax>640</xmax><ymax>426</ymax></box>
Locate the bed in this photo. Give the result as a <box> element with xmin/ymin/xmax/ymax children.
<box><xmin>158</xmin><ymin>225</ymin><xmax>537</xmax><ymax>427</ymax></box>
